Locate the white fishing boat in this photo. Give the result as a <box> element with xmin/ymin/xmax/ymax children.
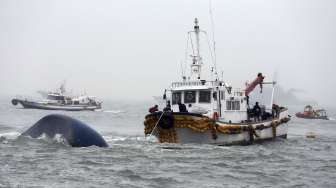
<box><xmin>144</xmin><ymin>19</ymin><xmax>290</xmax><ymax>145</ymax></box>
<box><xmin>11</xmin><ymin>83</ymin><xmax>102</xmax><ymax>111</ymax></box>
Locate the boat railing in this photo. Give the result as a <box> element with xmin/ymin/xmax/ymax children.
<box><xmin>171</xmin><ymin>81</ymin><xmax>245</xmax><ymax>96</ymax></box>
<box><xmin>171</xmin><ymin>80</ymin><xmax>223</xmax><ymax>88</ymax></box>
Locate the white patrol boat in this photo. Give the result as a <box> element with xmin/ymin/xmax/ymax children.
<box><xmin>144</xmin><ymin>19</ymin><xmax>290</xmax><ymax>145</ymax></box>
<box><xmin>11</xmin><ymin>83</ymin><xmax>102</xmax><ymax>111</ymax></box>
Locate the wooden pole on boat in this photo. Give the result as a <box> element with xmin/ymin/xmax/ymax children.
<box><xmin>148</xmin><ymin>112</ymin><xmax>165</xmax><ymax>138</ymax></box>
<box><xmin>270</xmin><ymin>82</ymin><xmax>275</xmax><ymax>111</ymax></box>
<box><xmin>270</xmin><ymin>72</ymin><xmax>277</xmax><ymax>111</ymax></box>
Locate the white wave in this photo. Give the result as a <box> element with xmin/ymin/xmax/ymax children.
<box><xmin>0</xmin><ymin>131</ymin><xmax>21</xmax><ymax>140</ymax></box>
<box><xmin>112</xmin><ymin>137</ymin><xmax>127</xmax><ymax>141</ymax></box>
<box><xmin>103</xmin><ymin>135</ymin><xmax>126</xmax><ymax>142</ymax></box>
<box><xmin>36</xmin><ymin>133</ymin><xmax>69</xmax><ymax>146</ymax></box>
<box><xmin>144</xmin><ymin>135</ymin><xmax>158</xmax><ymax>142</ymax></box>
<box><xmin>101</xmin><ymin>110</ymin><xmax>125</xmax><ymax>114</ymax></box>
<box><xmin>103</xmin><ymin>135</ymin><xmax>150</xmax><ymax>143</ymax></box>
<box><xmin>53</xmin><ymin>134</ymin><xmax>69</xmax><ymax>145</ymax></box>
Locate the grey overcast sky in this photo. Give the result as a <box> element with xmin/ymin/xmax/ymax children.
<box><xmin>0</xmin><ymin>0</ymin><xmax>335</xmax><ymax>105</ymax></box>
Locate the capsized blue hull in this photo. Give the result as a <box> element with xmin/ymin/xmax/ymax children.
<box><xmin>22</xmin><ymin>114</ymin><xmax>108</xmax><ymax>147</ymax></box>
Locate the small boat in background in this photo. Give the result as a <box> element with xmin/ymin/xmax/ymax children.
<box><xmin>296</xmin><ymin>105</ymin><xmax>329</xmax><ymax>120</ymax></box>
<box><xmin>11</xmin><ymin>83</ymin><xmax>102</xmax><ymax>111</ymax></box>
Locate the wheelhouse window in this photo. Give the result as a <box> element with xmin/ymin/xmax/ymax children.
<box><xmin>213</xmin><ymin>92</ymin><xmax>217</xmax><ymax>101</ymax></box>
<box><xmin>184</xmin><ymin>91</ymin><xmax>196</xmax><ymax>103</ymax></box>
<box><xmin>234</xmin><ymin>101</ymin><xmax>240</xmax><ymax>110</ymax></box>
<box><xmin>226</xmin><ymin>100</ymin><xmax>240</xmax><ymax>110</ymax></box>
<box><xmin>199</xmin><ymin>90</ymin><xmax>211</xmax><ymax>103</ymax></box>
<box><xmin>172</xmin><ymin>92</ymin><xmax>181</xmax><ymax>105</ymax></box>
<box><xmin>213</xmin><ymin>91</ymin><xmax>224</xmax><ymax>101</ymax></box>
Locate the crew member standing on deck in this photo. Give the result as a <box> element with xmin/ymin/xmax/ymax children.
<box><xmin>163</xmin><ymin>100</ymin><xmax>172</xmax><ymax>112</ymax></box>
<box><xmin>253</xmin><ymin>102</ymin><xmax>261</xmax><ymax>122</ymax></box>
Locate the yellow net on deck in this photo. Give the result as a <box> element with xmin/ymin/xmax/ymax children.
<box><xmin>216</xmin><ymin>125</ymin><xmax>243</xmax><ymax>134</ymax></box>
<box><xmin>174</xmin><ymin>116</ymin><xmax>213</xmax><ymax>132</ymax></box>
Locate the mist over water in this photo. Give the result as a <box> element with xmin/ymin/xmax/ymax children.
<box><xmin>1</xmin><ymin>96</ymin><xmax>336</xmax><ymax>187</ymax></box>
<box><xmin>1</xmin><ymin>0</ymin><xmax>336</xmax><ymax>187</ymax></box>
<box><xmin>1</xmin><ymin>0</ymin><xmax>336</xmax><ymax>105</ymax></box>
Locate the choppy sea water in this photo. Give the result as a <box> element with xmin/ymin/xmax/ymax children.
<box><xmin>0</xmin><ymin>96</ymin><xmax>336</xmax><ymax>188</ymax></box>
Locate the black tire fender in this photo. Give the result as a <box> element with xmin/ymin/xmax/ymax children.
<box><xmin>11</xmin><ymin>99</ymin><xmax>18</xmax><ymax>106</ymax></box>
<box><xmin>158</xmin><ymin>112</ymin><xmax>174</xmax><ymax>129</ymax></box>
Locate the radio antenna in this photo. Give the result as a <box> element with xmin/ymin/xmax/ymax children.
<box><xmin>209</xmin><ymin>0</ymin><xmax>218</xmax><ymax>79</ymax></box>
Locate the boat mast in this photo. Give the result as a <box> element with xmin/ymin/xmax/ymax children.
<box><xmin>190</xmin><ymin>18</ymin><xmax>202</xmax><ymax>80</ymax></box>
<box><xmin>60</xmin><ymin>80</ymin><xmax>66</xmax><ymax>95</ymax></box>
<box><xmin>209</xmin><ymin>0</ymin><xmax>218</xmax><ymax>81</ymax></box>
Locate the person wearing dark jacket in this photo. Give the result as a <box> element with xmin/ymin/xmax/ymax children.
<box><xmin>272</xmin><ymin>104</ymin><xmax>280</xmax><ymax>118</ymax></box>
<box><xmin>163</xmin><ymin>100</ymin><xmax>172</xmax><ymax>112</ymax></box>
<box><xmin>252</xmin><ymin>102</ymin><xmax>261</xmax><ymax>122</ymax></box>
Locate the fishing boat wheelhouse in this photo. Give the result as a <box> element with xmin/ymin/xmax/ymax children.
<box><xmin>170</xmin><ymin>81</ymin><xmax>248</xmax><ymax>123</ymax></box>
<box><xmin>144</xmin><ymin>19</ymin><xmax>290</xmax><ymax>145</ymax></box>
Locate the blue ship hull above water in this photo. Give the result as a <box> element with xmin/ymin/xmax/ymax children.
<box><xmin>21</xmin><ymin>114</ymin><xmax>108</xmax><ymax>147</ymax></box>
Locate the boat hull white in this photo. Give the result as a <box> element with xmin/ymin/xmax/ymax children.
<box><xmin>175</xmin><ymin>121</ymin><xmax>288</xmax><ymax>145</ymax></box>
<box><xmin>144</xmin><ymin>110</ymin><xmax>290</xmax><ymax>145</ymax></box>
<box><xmin>12</xmin><ymin>99</ymin><xmax>101</xmax><ymax>111</ymax></box>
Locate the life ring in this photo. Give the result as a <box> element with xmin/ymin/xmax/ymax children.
<box><xmin>212</xmin><ymin>112</ymin><xmax>219</xmax><ymax>120</ymax></box>
<box><xmin>11</xmin><ymin>99</ymin><xmax>18</xmax><ymax>106</ymax></box>
<box><xmin>158</xmin><ymin>113</ymin><xmax>174</xmax><ymax>129</ymax></box>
